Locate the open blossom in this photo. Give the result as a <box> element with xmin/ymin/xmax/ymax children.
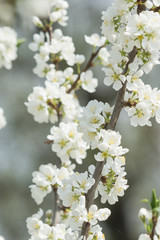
<box><xmin>30</xmin><ymin>164</ymin><xmax>73</xmax><ymax>204</ymax></box>
<box><xmin>103</xmin><ymin>65</ymin><xmax>126</xmax><ymax>91</ymax></box>
<box><xmin>0</xmin><ymin>27</ymin><xmax>17</xmax><ymax>69</ymax></box>
<box><xmin>80</xmin><ymin>70</ymin><xmax>98</xmax><ymax>93</ymax></box>
<box><xmin>126</xmin><ymin>102</ymin><xmax>152</xmax><ymax>127</ymax></box>
<box><xmin>58</xmin><ymin>172</ymin><xmax>95</xmax><ymax>209</ymax></box>
<box><xmin>83</xmin><ymin>205</ymin><xmax>111</xmax><ymax>225</ymax></box>
<box><xmin>84</xmin><ymin>33</ymin><xmax>106</xmax><ymax>47</ymax></box>
<box><xmin>48</xmin><ymin>122</ymin><xmax>89</xmax><ymax>165</ymax></box>
<box><xmin>78</xmin><ymin>100</ymin><xmax>113</xmax><ymax>148</ymax></box>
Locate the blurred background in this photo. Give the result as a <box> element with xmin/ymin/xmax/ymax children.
<box><xmin>0</xmin><ymin>0</ymin><xmax>160</xmax><ymax>239</ymax></box>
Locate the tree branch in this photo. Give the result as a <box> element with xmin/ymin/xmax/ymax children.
<box><xmin>80</xmin><ymin>46</ymin><xmax>137</xmax><ymax>239</ymax></box>
<box><xmin>150</xmin><ymin>215</ymin><xmax>158</xmax><ymax>240</ymax></box>
<box><xmin>137</xmin><ymin>0</ymin><xmax>147</xmax><ymax>14</ymax></box>
<box><xmin>52</xmin><ymin>186</ymin><xmax>61</xmax><ymax>226</ymax></box>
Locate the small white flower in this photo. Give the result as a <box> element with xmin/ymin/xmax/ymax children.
<box><xmin>127</xmin><ymin>102</ymin><xmax>152</xmax><ymax>127</ymax></box>
<box><xmin>103</xmin><ymin>65</ymin><xmax>125</xmax><ymax>91</ymax></box>
<box><xmin>80</xmin><ymin>70</ymin><xmax>98</xmax><ymax>93</ymax></box>
<box><xmin>85</xmin><ymin>33</ymin><xmax>106</xmax><ymax>47</ymax></box>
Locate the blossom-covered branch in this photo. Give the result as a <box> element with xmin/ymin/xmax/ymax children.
<box><xmin>25</xmin><ymin>0</ymin><xmax>160</xmax><ymax>239</ymax></box>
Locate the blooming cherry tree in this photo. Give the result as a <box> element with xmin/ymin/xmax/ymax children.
<box><xmin>9</xmin><ymin>0</ymin><xmax>160</xmax><ymax>239</ymax></box>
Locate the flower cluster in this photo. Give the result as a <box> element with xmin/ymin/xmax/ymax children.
<box><xmin>30</xmin><ymin>164</ymin><xmax>73</xmax><ymax>204</ymax></box>
<box><xmin>87</xmin><ymin>129</ymin><xmax>129</xmax><ymax>205</ymax></box>
<box><xmin>25</xmin><ymin>82</ymin><xmax>81</xmax><ymax>124</ymax></box>
<box><xmin>125</xmin><ymin>78</ymin><xmax>160</xmax><ymax>127</ymax></box>
<box><xmin>0</xmin><ymin>27</ymin><xmax>17</xmax><ymax>69</ymax></box>
<box><xmin>78</xmin><ymin>100</ymin><xmax>129</xmax><ymax>205</ymax></box>
<box><xmin>49</xmin><ymin>0</ymin><xmax>69</xmax><ymax>27</ymax></box>
<box><xmin>26</xmin><ymin>26</ymin><xmax>99</xmax><ymax>123</ymax></box>
<box><xmin>47</xmin><ymin>122</ymin><xmax>89</xmax><ymax>165</ymax></box>
<box><xmin>101</xmin><ymin>0</ymin><xmax>160</xmax><ymax>127</ymax></box>
<box><xmin>0</xmin><ymin>107</ymin><xmax>6</xmax><ymax>130</ymax></box>
<box><xmin>78</xmin><ymin>100</ymin><xmax>113</xmax><ymax>148</ymax></box>
<box><xmin>26</xmin><ymin>209</ymin><xmax>78</xmax><ymax>240</ymax></box>
<box><xmin>26</xmin><ymin>207</ymin><xmax>110</xmax><ymax>240</ymax></box>
<box><xmin>56</xmin><ymin>170</ymin><xmax>111</xmax><ymax>232</ymax></box>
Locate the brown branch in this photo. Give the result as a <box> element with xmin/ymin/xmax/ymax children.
<box><xmin>150</xmin><ymin>214</ymin><xmax>158</xmax><ymax>240</ymax></box>
<box><xmin>52</xmin><ymin>186</ymin><xmax>61</xmax><ymax>226</ymax></box>
<box><xmin>47</xmin><ymin>100</ymin><xmax>62</xmax><ymax>123</ymax></box>
<box><xmin>137</xmin><ymin>0</ymin><xmax>147</xmax><ymax>14</ymax></box>
<box><xmin>108</xmin><ymin>47</ymin><xmax>137</xmax><ymax>130</ymax></box>
<box><xmin>67</xmin><ymin>45</ymin><xmax>105</xmax><ymax>94</ymax></box>
<box><xmin>80</xmin><ymin>46</ymin><xmax>137</xmax><ymax>239</ymax></box>
<box><xmin>150</xmin><ymin>6</ymin><xmax>160</xmax><ymax>12</ymax></box>
<box><xmin>45</xmin><ymin>140</ymin><xmax>53</xmax><ymax>144</ymax></box>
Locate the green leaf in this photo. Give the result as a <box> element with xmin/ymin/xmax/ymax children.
<box><xmin>17</xmin><ymin>38</ymin><xmax>26</xmax><ymax>47</ymax></box>
<box><xmin>151</xmin><ymin>189</ymin><xmax>157</xmax><ymax>210</ymax></box>
<box><xmin>154</xmin><ymin>207</ymin><xmax>160</xmax><ymax>215</ymax></box>
<box><xmin>141</xmin><ymin>198</ymin><xmax>150</xmax><ymax>206</ymax></box>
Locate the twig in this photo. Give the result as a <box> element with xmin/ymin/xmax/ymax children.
<box><xmin>150</xmin><ymin>215</ymin><xmax>158</xmax><ymax>240</ymax></box>
<box><xmin>52</xmin><ymin>186</ymin><xmax>60</xmax><ymax>226</ymax></box>
<box><xmin>137</xmin><ymin>0</ymin><xmax>147</xmax><ymax>14</ymax></box>
<box><xmin>67</xmin><ymin>45</ymin><xmax>105</xmax><ymax>94</ymax></box>
<box><xmin>150</xmin><ymin>6</ymin><xmax>160</xmax><ymax>12</ymax></box>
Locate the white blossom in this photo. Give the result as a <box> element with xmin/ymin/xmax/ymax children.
<box><xmin>0</xmin><ymin>108</ymin><xmax>6</xmax><ymax>129</ymax></box>
<box><xmin>84</xmin><ymin>33</ymin><xmax>106</xmax><ymax>47</ymax></box>
<box><xmin>80</xmin><ymin>70</ymin><xmax>98</xmax><ymax>93</ymax></box>
<box><xmin>0</xmin><ymin>27</ymin><xmax>17</xmax><ymax>69</ymax></box>
<box><xmin>138</xmin><ymin>234</ymin><xmax>151</xmax><ymax>240</ymax></box>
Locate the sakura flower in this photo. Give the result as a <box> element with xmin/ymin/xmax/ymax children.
<box><xmin>48</xmin><ymin>122</ymin><xmax>89</xmax><ymax>164</ymax></box>
<box><xmin>84</xmin><ymin>33</ymin><xmax>106</xmax><ymax>47</ymax></box>
<box><xmin>103</xmin><ymin>65</ymin><xmax>126</xmax><ymax>91</ymax></box>
<box><xmin>126</xmin><ymin>102</ymin><xmax>152</xmax><ymax>127</ymax></box>
<box><xmin>80</xmin><ymin>70</ymin><xmax>98</xmax><ymax>93</ymax></box>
